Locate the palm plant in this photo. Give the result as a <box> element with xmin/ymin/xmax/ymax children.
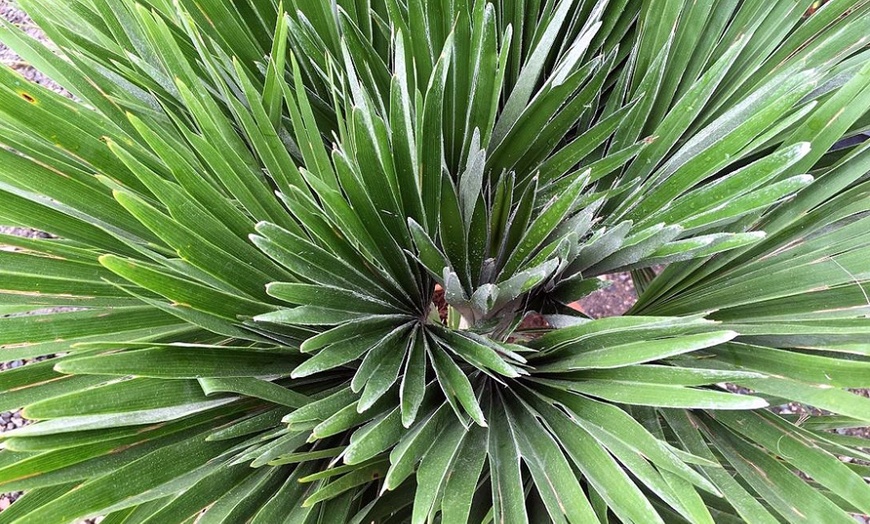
<box><xmin>1</xmin><ymin>0</ymin><xmax>869</xmax><ymax>522</ymax></box>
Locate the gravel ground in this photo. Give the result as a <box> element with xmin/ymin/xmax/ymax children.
<box><xmin>0</xmin><ymin>3</ymin><xmax>67</xmax><ymax>93</ymax></box>
<box><xmin>576</xmin><ymin>272</ymin><xmax>637</xmax><ymax>318</ymax></box>
<box><xmin>1</xmin><ymin>2</ymin><xmax>868</xmax><ymax>523</ymax></box>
